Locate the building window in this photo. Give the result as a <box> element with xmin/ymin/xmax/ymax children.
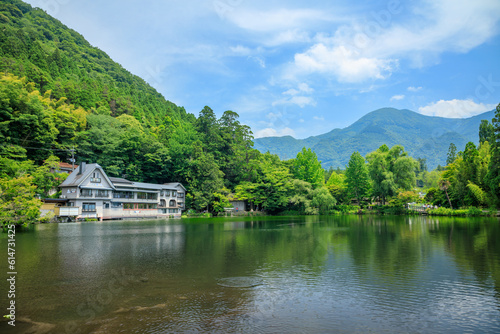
<box><xmin>81</xmin><ymin>189</ymin><xmax>92</xmax><ymax>197</ymax></box>
<box><xmin>168</xmin><ymin>209</ymin><xmax>178</xmax><ymax>213</ymax></box>
<box><xmin>164</xmin><ymin>190</ymin><xmax>170</xmax><ymax>196</ymax></box>
<box><xmin>124</xmin><ymin>203</ymin><xmax>135</xmax><ymax>210</ymax></box>
<box><xmin>178</xmin><ymin>193</ymin><xmax>184</xmax><ymax>198</ymax></box>
<box><xmin>91</xmin><ymin>171</ymin><xmax>101</xmax><ymax>183</ymax></box>
<box><xmin>169</xmin><ymin>200</ymin><xmax>176</xmax><ymax>207</ymax></box>
<box><xmin>82</xmin><ymin>203</ymin><xmax>96</xmax><ymax>212</ymax></box>
<box><xmin>172</xmin><ymin>191</ymin><xmax>177</xmax><ymax>197</ymax></box>
<box><xmin>96</xmin><ymin>190</ymin><xmax>108</xmax><ymax>197</ymax></box>
<box><xmin>114</xmin><ymin>191</ymin><xmax>133</xmax><ymax>199</ymax></box>
<box><xmin>137</xmin><ymin>192</ymin><xmax>157</xmax><ymax>200</ymax></box>
<box><xmin>111</xmin><ymin>202</ymin><xmax>122</xmax><ymax>208</ymax></box>
<box><xmin>104</xmin><ymin>202</ymin><xmax>110</xmax><ymax>209</ymax></box>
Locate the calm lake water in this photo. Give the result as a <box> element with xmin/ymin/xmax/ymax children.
<box><xmin>1</xmin><ymin>215</ymin><xmax>500</xmax><ymax>333</ymax></box>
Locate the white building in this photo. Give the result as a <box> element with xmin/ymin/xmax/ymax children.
<box><xmin>58</xmin><ymin>162</ymin><xmax>186</xmax><ymax>220</ymax></box>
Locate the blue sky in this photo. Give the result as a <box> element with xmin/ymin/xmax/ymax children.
<box><xmin>26</xmin><ymin>0</ymin><xmax>500</xmax><ymax>139</ymax></box>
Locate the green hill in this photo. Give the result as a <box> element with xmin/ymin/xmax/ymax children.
<box><xmin>254</xmin><ymin>108</ymin><xmax>495</xmax><ymax>170</ymax></box>
<box><xmin>0</xmin><ymin>0</ymin><xmax>190</xmax><ymax>126</ymax></box>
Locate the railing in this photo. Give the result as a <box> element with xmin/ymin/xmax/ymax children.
<box><xmin>59</xmin><ymin>207</ymin><xmax>79</xmax><ymax>216</ymax></box>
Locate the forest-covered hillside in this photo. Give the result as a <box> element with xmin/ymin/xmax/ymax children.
<box><xmin>254</xmin><ymin>108</ymin><xmax>495</xmax><ymax>170</ymax></box>
<box><xmin>1</xmin><ymin>0</ymin><xmax>499</xmax><ymax>224</ymax></box>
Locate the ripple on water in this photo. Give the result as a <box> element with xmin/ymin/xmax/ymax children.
<box><xmin>217</xmin><ymin>276</ymin><xmax>263</xmax><ymax>288</ymax></box>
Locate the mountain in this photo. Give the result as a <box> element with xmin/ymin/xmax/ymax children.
<box><xmin>254</xmin><ymin>108</ymin><xmax>495</xmax><ymax>170</ymax></box>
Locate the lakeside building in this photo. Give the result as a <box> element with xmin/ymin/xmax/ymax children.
<box><xmin>56</xmin><ymin>162</ymin><xmax>186</xmax><ymax>220</ymax></box>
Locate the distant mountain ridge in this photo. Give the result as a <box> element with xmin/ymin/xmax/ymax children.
<box><xmin>254</xmin><ymin>108</ymin><xmax>495</xmax><ymax>170</ymax></box>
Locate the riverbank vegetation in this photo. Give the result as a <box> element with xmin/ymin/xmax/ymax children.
<box><xmin>0</xmin><ymin>0</ymin><xmax>498</xmax><ymax>228</ymax></box>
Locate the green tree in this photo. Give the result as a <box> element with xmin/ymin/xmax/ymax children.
<box><xmin>485</xmin><ymin>103</ymin><xmax>500</xmax><ymax>207</ymax></box>
<box><xmin>291</xmin><ymin>147</ymin><xmax>324</xmax><ymax>188</ymax></box>
<box><xmin>0</xmin><ymin>175</ymin><xmax>41</xmax><ymax>228</ymax></box>
<box><xmin>367</xmin><ymin>145</ymin><xmax>418</xmax><ymax>204</ymax></box>
<box><xmin>326</xmin><ymin>171</ymin><xmax>347</xmax><ymax>204</ymax></box>
<box><xmin>311</xmin><ymin>187</ymin><xmax>336</xmax><ymax>214</ymax></box>
<box><xmin>479</xmin><ymin>119</ymin><xmax>494</xmax><ymax>145</ymax></box>
<box><xmin>345</xmin><ymin>151</ymin><xmax>371</xmax><ymax>205</ymax></box>
<box><xmin>446</xmin><ymin>143</ymin><xmax>457</xmax><ymax>166</ymax></box>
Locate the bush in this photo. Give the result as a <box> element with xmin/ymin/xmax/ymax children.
<box><xmin>332</xmin><ymin>205</ymin><xmax>360</xmax><ymax>214</ymax></box>
<box><xmin>466</xmin><ymin>207</ymin><xmax>483</xmax><ymax>217</ymax></box>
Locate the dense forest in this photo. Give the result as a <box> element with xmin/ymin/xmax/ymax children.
<box><xmin>0</xmin><ymin>0</ymin><xmax>499</xmax><ymax>226</ymax></box>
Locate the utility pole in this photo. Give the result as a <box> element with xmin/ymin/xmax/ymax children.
<box><xmin>70</xmin><ymin>146</ymin><xmax>75</xmax><ymax>171</ymax></box>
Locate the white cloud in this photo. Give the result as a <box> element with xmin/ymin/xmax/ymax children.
<box><xmin>313</xmin><ymin>116</ymin><xmax>325</xmax><ymax>121</ymax></box>
<box><xmin>230</xmin><ymin>45</ymin><xmax>252</xmax><ymax>56</ymax></box>
<box><xmin>266</xmin><ymin>29</ymin><xmax>312</xmax><ymax>46</ymax></box>
<box><xmin>418</xmin><ymin>99</ymin><xmax>496</xmax><ymax>118</ymax></box>
<box><xmin>254</xmin><ymin>127</ymin><xmax>296</xmax><ymax>138</ymax></box>
<box><xmin>273</xmin><ymin>96</ymin><xmax>316</xmax><ymax>108</ymax></box>
<box><xmin>408</xmin><ymin>86</ymin><xmax>423</xmax><ymax>92</ymax></box>
<box><xmin>227</xmin><ymin>8</ymin><xmax>330</xmax><ymax>33</ymax></box>
<box><xmin>288</xmin><ymin>0</ymin><xmax>500</xmax><ymax>83</ymax></box>
<box><xmin>293</xmin><ymin>44</ymin><xmax>396</xmax><ymax>83</ymax></box>
<box><xmin>283</xmin><ymin>83</ymin><xmax>313</xmax><ymax>95</ymax></box>
<box><xmin>283</xmin><ymin>88</ymin><xmax>300</xmax><ymax>96</ymax></box>
<box><xmin>390</xmin><ymin>94</ymin><xmax>405</xmax><ymax>101</ymax></box>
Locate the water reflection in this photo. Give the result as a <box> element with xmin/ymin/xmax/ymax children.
<box><xmin>0</xmin><ymin>216</ymin><xmax>499</xmax><ymax>333</ymax></box>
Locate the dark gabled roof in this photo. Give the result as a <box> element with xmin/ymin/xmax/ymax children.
<box><xmin>109</xmin><ymin>177</ymin><xmax>134</xmax><ymax>185</ymax></box>
<box><xmin>163</xmin><ymin>182</ymin><xmax>187</xmax><ymax>191</ymax></box>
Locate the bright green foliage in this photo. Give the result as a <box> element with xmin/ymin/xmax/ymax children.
<box><xmin>211</xmin><ymin>188</ymin><xmax>232</xmax><ymax>215</ymax></box>
<box><xmin>289</xmin><ymin>179</ymin><xmax>315</xmax><ymax>214</ymax></box>
<box><xmin>422</xmin><ymin>170</ymin><xmax>441</xmax><ymax>189</ymax></box>
<box><xmin>311</xmin><ymin>187</ymin><xmax>336</xmax><ymax>214</ymax></box>
<box><xmin>0</xmin><ymin>175</ymin><xmax>41</xmax><ymax>228</ymax></box>
<box><xmin>345</xmin><ymin>151</ymin><xmax>371</xmax><ymax>205</ymax></box>
<box><xmin>291</xmin><ymin>147</ymin><xmax>324</xmax><ymax>188</ymax></box>
<box><xmin>31</xmin><ymin>155</ymin><xmax>68</xmax><ymax>198</ymax></box>
<box><xmin>235</xmin><ymin>153</ymin><xmax>293</xmax><ymax>213</ymax></box>
<box><xmin>485</xmin><ymin>103</ymin><xmax>500</xmax><ymax>207</ymax></box>
<box><xmin>439</xmin><ymin>141</ymin><xmax>493</xmax><ymax>208</ymax></box>
<box><xmin>367</xmin><ymin>145</ymin><xmax>418</xmax><ymax>204</ymax></box>
<box><xmin>326</xmin><ymin>172</ymin><xmax>347</xmax><ymax>204</ymax></box>
<box><xmin>288</xmin><ymin>179</ymin><xmax>336</xmax><ymax>214</ymax></box>
<box><xmin>389</xmin><ymin>190</ymin><xmax>419</xmax><ymax>210</ymax></box>
<box><xmin>467</xmin><ymin>181</ymin><xmax>486</xmax><ymax>206</ymax></box>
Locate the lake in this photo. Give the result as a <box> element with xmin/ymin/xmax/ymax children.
<box><xmin>1</xmin><ymin>215</ymin><xmax>500</xmax><ymax>333</ymax></box>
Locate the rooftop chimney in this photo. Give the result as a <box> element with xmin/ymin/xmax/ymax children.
<box><xmin>78</xmin><ymin>162</ymin><xmax>87</xmax><ymax>175</ymax></box>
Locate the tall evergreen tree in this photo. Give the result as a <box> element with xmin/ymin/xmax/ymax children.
<box><xmin>485</xmin><ymin>103</ymin><xmax>500</xmax><ymax>206</ymax></box>
<box><xmin>345</xmin><ymin>151</ymin><xmax>371</xmax><ymax>205</ymax></box>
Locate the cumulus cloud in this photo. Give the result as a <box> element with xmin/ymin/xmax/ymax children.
<box><xmin>313</xmin><ymin>116</ymin><xmax>325</xmax><ymax>121</ymax></box>
<box><xmin>390</xmin><ymin>94</ymin><xmax>405</xmax><ymax>101</ymax></box>
<box><xmin>254</xmin><ymin>127</ymin><xmax>296</xmax><ymax>138</ymax></box>
<box><xmin>418</xmin><ymin>99</ymin><xmax>496</xmax><ymax>118</ymax></box>
<box><xmin>289</xmin><ymin>0</ymin><xmax>500</xmax><ymax>83</ymax></box>
<box><xmin>294</xmin><ymin>44</ymin><xmax>396</xmax><ymax>83</ymax></box>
